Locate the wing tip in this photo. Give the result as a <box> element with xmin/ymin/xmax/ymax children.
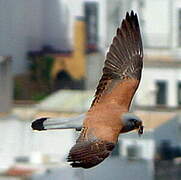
<box><xmin>31</xmin><ymin>118</ymin><xmax>48</xmax><ymax>131</ymax></box>
<box><xmin>123</xmin><ymin>10</ymin><xmax>139</xmax><ymax>28</ymax></box>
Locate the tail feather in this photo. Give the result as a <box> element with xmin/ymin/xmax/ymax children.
<box><xmin>31</xmin><ymin>118</ymin><xmax>47</xmax><ymax>131</ymax></box>
<box><xmin>31</xmin><ymin>114</ymin><xmax>85</xmax><ymax>131</ymax></box>
<box><xmin>67</xmin><ymin>140</ymin><xmax>115</xmax><ymax>168</ymax></box>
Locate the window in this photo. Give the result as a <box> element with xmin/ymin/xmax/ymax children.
<box><xmin>178</xmin><ymin>9</ymin><xmax>181</xmax><ymax>47</ymax></box>
<box><xmin>156</xmin><ymin>81</ymin><xmax>167</xmax><ymax>105</ymax></box>
<box><xmin>84</xmin><ymin>2</ymin><xmax>98</xmax><ymax>53</ymax></box>
<box><xmin>177</xmin><ymin>82</ymin><xmax>181</xmax><ymax>106</ymax></box>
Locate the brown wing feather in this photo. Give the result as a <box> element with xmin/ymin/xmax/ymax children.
<box><xmin>91</xmin><ymin>11</ymin><xmax>143</xmax><ymax>107</ymax></box>
<box><xmin>67</xmin><ymin>129</ymin><xmax>115</xmax><ymax>168</ymax></box>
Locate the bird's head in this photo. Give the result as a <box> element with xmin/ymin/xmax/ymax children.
<box><xmin>122</xmin><ymin>113</ymin><xmax>144</xmax><ymax>136</ymax></box>
<box><xmin>132</xmin><ymin>118</ymin><xmax>144</xmax><ymax>136</ymax></box>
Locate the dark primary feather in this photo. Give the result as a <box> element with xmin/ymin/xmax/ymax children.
<box><xmin>31</xmin><ymin>118</ymin><xmax>47</xmax><ymax>131</ymax></box>
<box><xmin>91</xmin><ymin>10</ymin><xmax>143</xmax><ymax>107</ymax></box>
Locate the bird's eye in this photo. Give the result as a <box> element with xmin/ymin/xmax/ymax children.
<box><xmin>130</xmin><ymin>119</ymin><xmax>140</xmax><ymax>127</ymax></box>
<box><xmin>130</xmin><ymin>119</ymin><xmax>137</xmax><ymax>123</ymax></box>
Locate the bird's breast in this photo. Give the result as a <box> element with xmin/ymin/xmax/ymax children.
<box><xmin>83</xmin><ymin>103</ymin><xmax>127</xmax><ymax>142</ymax></box>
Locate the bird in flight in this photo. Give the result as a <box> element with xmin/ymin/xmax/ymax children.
<box><xmin>32</xmin><ymin>10</ymin><xmax>144</xmax><ymax>169</ymax></box>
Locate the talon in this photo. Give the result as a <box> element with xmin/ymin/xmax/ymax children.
<box><xmin>138</xmin><ymin>125</ymin><xmax>144</xmax><ymax>136</ymax></box>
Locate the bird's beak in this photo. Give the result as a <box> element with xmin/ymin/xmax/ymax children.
<box><xmin>138</xmin><ymin>125</ymin><xmax>144</xmax><ymax>136</ymax></box>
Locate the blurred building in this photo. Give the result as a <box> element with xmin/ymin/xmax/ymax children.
<box><xmin>0</xmin><ymin>56</ymin><xmax>12</xmax><ymax>113</ymax></box>
<box><xmin>0</xmin><ymin>90</ymin><xmax>155</xmax><ymax>180</ymax></box>
<box><xmin>132</xmin><ymin>0</ymin><xmax>181</xmax><ymax>108</ymax></box>
<box><xmin>83</xmin><ymin>0</ymin><xmax>181</xmax><ymax>108</ymax></box>
<box><xmin>0</xmin><ymin>0</ymin><xmax>73</xmax><ymax>75</ymax></box>
<box><xmin>0</xmin><ymin>0</ymin><xmax>181</xmax><ymax>179</ymax></box>
<box><xmin>2</xmin><ymin>0</ymin><xmax>181</xmax><ymax>98</ymax></box>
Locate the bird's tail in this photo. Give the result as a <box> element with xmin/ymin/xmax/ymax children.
<box><xmin>31</xmin><ymin>114</ymin><xmax>85</xmax><ymax>131</ymax></box>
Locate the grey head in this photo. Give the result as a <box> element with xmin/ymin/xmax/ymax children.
<box><xmin>121</xmin><ymin>113</ymin><xmax>144</xmax><ymax>135</ymax></box>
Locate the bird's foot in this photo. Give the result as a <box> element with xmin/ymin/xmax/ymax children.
<box><xmin>138</xmin><ymin>125</ymin><xmax>144</xmax><ymax>136</ymax></box>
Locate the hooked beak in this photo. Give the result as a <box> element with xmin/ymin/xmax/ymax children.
<box><xmin>138</xmin><ymin>125</ymin><xmax>144</xmax><ymax>136</ymax></box>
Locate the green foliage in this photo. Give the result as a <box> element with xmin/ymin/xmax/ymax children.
<box><xmin>31</xmin><ymin>92</ymin><xmax>48</xmax><ymax>102</ymax></box>
<box><xmin>28</xmin><ymin>55</ymin><xmax>54</xmax><ymax>83</ymax></box>
<box><xmin>13</xmin><ymin>81</ymin><xmax>23</xmax><ymax>99</ymax></box>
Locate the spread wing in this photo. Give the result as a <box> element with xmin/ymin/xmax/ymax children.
<box><xmin>91</xmin><ymin>10</ymin><xmax>143</xmax><ymax>108</ymax></box>
<box><xmin>67</xmin><ymin>11</ymin><xmax>143</xmax><ymax>169</ymax></box>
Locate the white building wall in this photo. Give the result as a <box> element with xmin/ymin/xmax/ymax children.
<box><xmin>143</xmin><ymin>0</ymin><xmax>171</xmax><ymax>48</ymax></box>
<box><xmin>0</xmin><ymin>0</ymin><xmax>45</xmax><ymax>74</ymax></box>
<box><xmin>0</xmin><ymin>117</ymin><xmax>75</xmax><ymax>171</ymax></box>
<box><xmin>25</xmin><ymin>0</ymin><xmax>44</xmax><ymax>51</ymax></box>
<box><xmin>65</xmin><ymin>0</ymin><xmax>84</xmax><ymax>17</ymax></box>
<box><xmin>121</xmin><ymin>139</ymin><xmax>155</xmax><ymax>160</ymax></box>
<box><xmin>0</xmin><ymin>119</ymin><xmax>22</xmax><ymax>170</ymax></box>
<box><xmin>42</xmin><ymin>0</ymin><xmax>72</xmax><ymax>51</ymax></box>
<box><xmin>136</xmin><ymin>67</ymin><xmax>181</xmax><ymax>107</ymax></box>
<box><xmin>31</xmin><ymin>128</ymin><xmax>74</xmax><ymax>161</ymax></box>
<box><xmin>97</xmin><ymin>0</ymin><xmax>107</xmax><ymax>50</ymax></box>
